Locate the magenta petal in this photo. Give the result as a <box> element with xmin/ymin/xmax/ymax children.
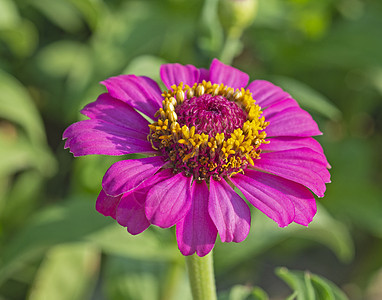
<box><xmin>102</xmin><ymin>156</ymin><xmax>165</xmax><ymax>196</ymax></box>
<box><xmin>115</xmin><ymin>170</ymin><xmax>176</xmax><ymax>234</ymax></box>
<box><xmin>209</xmin><ymin>59</ymin><xmax>249</xmax><ymax>89</ymax></box>
<box><xmin>96</xmin><ymin>189</ymin><xmax>121</xmax><ymax>219</ymax></box>
<box><xmin>80</xmin><ymin>93</ymin><xmax>149</xmax><ymax>134</ymax></box>
<box><xmin>262</xmin><ymin>137</ymin><xmax>324</xmax><ymax>153</ymax></box>
<box><xmin>176</xmin><ymin>181</ymin><xmax>217</xmax><ymax>256</ymax></box>
<box><xmin>266</xmin><ymin>107</ymin><xmax>322</xmax><ymax>137</ymax></box>
<box><xmin>263</xmin><ymin>98</ymin><xmax>300</xmax><ymax>120</ymax></box>
<box><xmin>242</xmin><ymin>169</ymin><xmax>316</xmax><ymax>226</ymax></box>
<box><xmin>198</xmin><ymin>68</ymin><xmax>210</xmax><ymax>82</ymax></box>
<box><xmin>231</xmin><ymin>171</ymin><xmax>296</xmax><ymax>227</ymax></box>
<box><xmin>248</xmin><ymin>80</ymin><xmax>291</xmax><ymax>108</ymax></box>
<box><xmin>116</xmin><ymin>193</ymin><xmax>150</xmax><ymax>235</ymax></box>
<box><xmin>63</xmin><ymin>119</ymin><xmax>154</xmax><ymax>157</ymax></box>
<box><xmin>261</xmin><ymin>137</ymin><xmax>330</xmax><ymax>167</ymax></box>
<box><xmin>101</xmin><ymin>75</ymin><xmax>162</xmax><ymax>120</ymax></box>
<box><xmin>208</xmin><ymin>179</ymin><xmax>251</xmax><ymax>243</ymax></box>
<box><xmin>254</xmin><ymin>148</ymin><xmax>330</xmax><ymax>197</ymax></box>
<box><xmin>145</xmin><ymin>173</ymin><xmax>192</xmax><ymax>228</ymax></box>
<box><xmin>160</xmin><ymin>63</ymin><xmax>200</xmax><ymax>89</ymax></box>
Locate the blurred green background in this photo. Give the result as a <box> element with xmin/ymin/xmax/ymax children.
<box><xmin>0</xmin><ymin>0</ymin><xmax>381</xmax><ymax>299</ymax></box>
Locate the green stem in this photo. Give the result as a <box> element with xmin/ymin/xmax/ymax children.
<box><xmin>219</xmin><ymin>26</ymin><xmax>244</xmax><ymax>65</ymax></box>
<box><xmin>185</xmin><ymin>251</ymin><xmax>217</xmax><ymax>300</ymax></box>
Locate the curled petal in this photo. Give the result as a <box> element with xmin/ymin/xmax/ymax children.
<box><xmin>63</xmin><ymin>119</ymin><xmax>154</xmax><ymax>157</ymax></box>
<box><xmin>114</xmin><ymin>169</ymin><xmax>175</xmax><ymax>234</ymax></box>
<box><xmin>102</xmin><ymin>156</ymin><xmax>165</xmax><ymax>196</ymax></box>
<box><xmin>160</xmin><ymin>63</ymin><xmax>200</xmax><ymax>89</ymax></box>
<box><xmin>145</xmin><ymin>173</ymin><xmax>192</xmax><ymax>228</ymax></box>
<box><xmin>238</xmin><ymin>170</ymin><xmax>316</xmax><ymax>226</ymax></box>
<box><xmin>254</xmin><ymin>148</ymin><xmax>330</xmax><ymax>197</ymax></box>
<box><xmin>96</xmin><ymin>189</ymin><xmax>121</xmax><ymax>219</ymax></box>
<box><xmin>176</xmin><ymin>181</ymin><xmax>217</xmax><ymax>256</ymax></box>
<box><xmin>80</xmin><ymin>93</ymin><xmax>149</xmax><ymax>134</ymax></box>
<box><xmin>209</xmin><ymin>59</ymin><xmax>249</xmax><ymax>89</ymax></box>
<box><xmin>116</xmin><ymin>194</ymin><xmax>150</xmax><ymax>235</ymax></box>
<box><xmin>101</xmin><ymin>75</ymin><xmax>162</xmax><ymax>120</ymax></box>
<box><xmin>232</xmin><ymin>171</ymin><xmax>296</xmax><ymax>227</ymax></box>
<box><xmin>208</xmin><ymin>179</ymin><xmax>251</xmax><ymax>243</ymax></box>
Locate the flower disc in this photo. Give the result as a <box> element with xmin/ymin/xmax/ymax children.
<box><xmin>148</xmin><ymin>81</ymin><xmax>269</xmax><ymax>181</ymax></box>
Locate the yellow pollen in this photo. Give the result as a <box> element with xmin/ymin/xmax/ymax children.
<box><xmin>147</xmin><ymin>80</ymin><xmax>269</xmax><ymax>180</ymax></box>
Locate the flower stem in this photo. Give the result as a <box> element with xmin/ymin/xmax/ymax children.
<box><xmin>185</xmin><ymin>251</ymin><xmax>217</xmax><ymax>300</ymax></box>
<box><xmin>219</xmin><ymin>26</ymin><xmax>244</xmax><ymax>65</ymax></box>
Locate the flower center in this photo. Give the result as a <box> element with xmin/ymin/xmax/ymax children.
<box><xmin>176</xmin><ymin>94</ymin><xmax>247</xmax><ymax>137</ymax></box>
<box><xmin>148</xmin><ymin>81</ymin><xmax>269</xmax><ymax>182</ymax></box>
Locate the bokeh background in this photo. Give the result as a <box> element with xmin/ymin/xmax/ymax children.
<box><xmin>0</xmin><ymin>0</ymin><xmax>381</xmax><ymax>299</ymax></box>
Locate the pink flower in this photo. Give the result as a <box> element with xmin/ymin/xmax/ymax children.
<box><xmin>63</xmin><ymin>59</ymin><xmax>330</xmax><ymax>256</ymax></box>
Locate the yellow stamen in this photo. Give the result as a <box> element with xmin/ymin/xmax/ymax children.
<box><xmin>147</xmin><ymin>81</ymin><xmax>269</xmax><ymax>180</ymax></box>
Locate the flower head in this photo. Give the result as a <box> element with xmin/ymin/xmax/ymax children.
<box><xmin>63</xmin><ymin>59</ymin><xmax>330</xmax><ymax>256</ymax></box>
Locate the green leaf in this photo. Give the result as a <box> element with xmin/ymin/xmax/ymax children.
<box><xmin>86</xmin><ymin>224</ymin><xmax>178</xmax><ymax>262</ymax></box>
<box><xmin>276</xmin><ymin>267</ymin><xmax>349</xmax><ymax>300</ymax></box>
<box><xmin>219</xmin><ymin>285</ymin><xmax>269</xmax><ymax>300</ymax></box>
<box><xmin>214</xmin><ymin>204</ymin><xmax>354</xmax><ymax>272</ymax></box>
<box><xmin>0</xmin><ymin>170</ymin><xmax>44</xmax><ymax>230</ymax></box>
<box><xmin>68</xmin><ymin>0</ymin><xmax>104</xmax><ymax>30</ymax></box>
<box><xmin>28</xmin><ymin>0</ymin><xmax>83</xmax><ymax>33</ymax></box>
<box><xmin>28</xmin><ymin>243</ymin><xmax>100</xmax><ymax>300</ymax></box>
<box><xmin>0</xmin><ymin>70</ymin><xmax>46</xmax><ymax>145</ymax></box>
<box><xmin>229</xmin><ymin>285</ymin><xmax>266</xmax><ymax>300</ymax></box>
<box><xmin>103</xmin><ymin>256</ymin><xmax>164</xmax><ymax>300</ymax></box>
<box><xmin>0</xmin><ymin>19</ymin><xmax>38</xmax><ymax>56</ymax></box>
<box><xmin>0</xmin><ymin>0</ymin><xmax>20</xmax><ymax>28</ymax></box>
<box><xmin>276</xmin><ymin>268</ymin><xmax>312</xmax><ymax>300</ymax></box>
<box><xmin>0</xmin><ymin>130</ymin><xmax>56</xmax><ymax>177</ymax></box>
<box><xmin>270</xmin><ymin>76</ymin><xmax>342</xmax><ymax>120</ymax></box>
<box><xmin>252</xmin><ymin>287</ymin><xmax>269</xmax><ymax>300</ymax></box>
<box><xmin>0</xmin><ymin>198</ymin><xmax>111</xmax><ymax>285</ymax></box>
<box><xmin>37</xmin><ymin>40</ymin><xmax>93</xmax><ymax>89</ymax></box>
<box><xmin>296</xmin><ymin>205</ymin><xmax>354</xmax><ymax>263</ymax></box>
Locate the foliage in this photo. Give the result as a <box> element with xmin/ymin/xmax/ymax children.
<box><xmin>1</xmin><ymin>0</ymin><xmax>382</xmax><ymax>299</ymax></box>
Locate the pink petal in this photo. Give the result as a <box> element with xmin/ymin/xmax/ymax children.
<box><xmin>240</xmin><ymin>170</ymin><xmax>317</xmax><ymax>226</ymax></box>
<box><xmin>248</xmin><ymin>80</ymin><xmax>291</xmax><ymax>108</ymax></box>
<box><xmin>198</xmin><ymin>68</ymin><xmax>210</xmax><ymax>82</ymax></box>
<box><xmin>101</xmin><ymin>75</ymin><xmax>162</xmax><ymax>120</ymax></box>
<box><xmin>80</xmin><ymin>93</ymin><xmax>149</xmax><ymax>134</ymax></box>
<box><xmin>145</xmin><ymin>173</ymin><xmax>192</xmax><ymax>228</ymax></box>
<box><xmin>232</xmin><ymin>171</ymin><xmax>296</xmax><ymax>227</ymax></box>
<box><xmin>209</xmin><ymin>59</ymin><xmax>249</xmax><ymax>89</ymax></box>
<box><xmin>160</xmin><ymin>63</ymin><xmax>200</xmax><ymax>89</ymax></box>
<box><xmin>261</xmin><ymin>137</ymin><xmax>330</xmax><ymax>167</ymax></box>
<box><xmin>262</xmin><ymin>137</ymin><xmax>323</xmax><ymax>153</ymax></box>
<box><xmin>262</xmin><ymin>98</ymin><xmax>300</xmax><ymax>120</ymax></box>
<box><xmin>96</xmin><ymin>189</ymin><xmax>121</xmax><ymax>219</ymax></box>
<box><xmin>116</xmin><ymin>193</ymin><xmax>150</xmax><ymax>235</ymax></box>
<box><xmin>176</xmin><ymin>181</ymin><xmax>217</xmax><ymax>256</ymax></box>
<box><xmin>266</xmin><ymin>107</ymin><xmax>322</xmax><ymax>137</ymax></box>
<box><xmin>102</xmin><ymin>156</ymin><xmax>165</xmax><ymax>196</ymax></box>
<box><xmin>208</xmin><ymin>179</ymin><xmax>251</xmax><ymax>243</ymax></box>
<box><xmin>254</xmin><ymin>148</ymin><xmax>330</xmax><ymax>197</ymax></box>
<box><xmin>63</xmin><ymin>119</ymin><xmax>154</xmax><ymax>157</ymax></box>
<box><xmin>120</xmin><ymin>168</ymin><xmax>176</xmax><ymax>204</ymax></box>
<box><xmin>115</xmin><ymin>168</ymin><xmax>174</xmax><ymax>233</ymax></box>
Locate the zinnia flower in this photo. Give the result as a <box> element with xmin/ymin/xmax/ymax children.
<box><xmin>63</xmin><ymin>59</ymin><xmax>330</xmax><ymax>256</ymax></box>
